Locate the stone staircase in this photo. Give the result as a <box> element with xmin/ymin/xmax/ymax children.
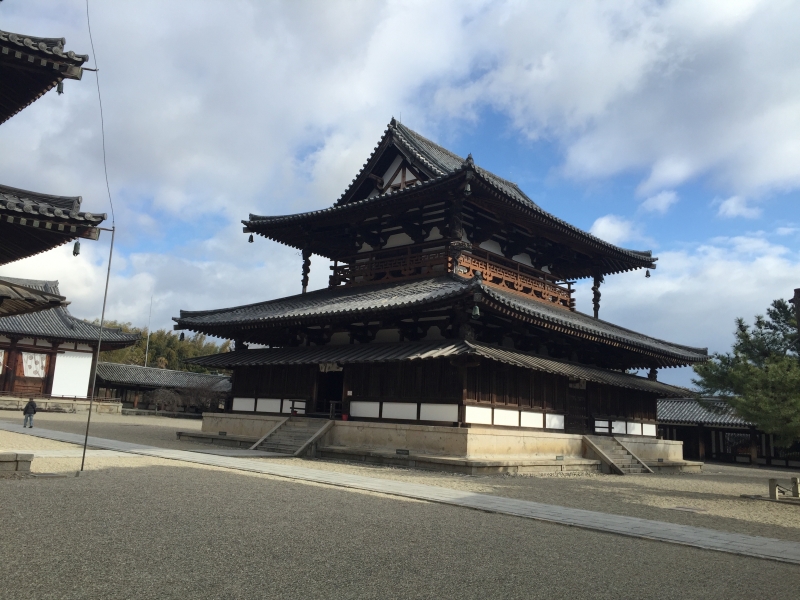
<box><xmin>254</xmin><ymin>418</ymin><xmax>333</xmax><ymax>456</ymax></box>
<box><xmin>584</xmin><ymin>436</ymin><xmax>654</xmax><ymax>475</ymax></box>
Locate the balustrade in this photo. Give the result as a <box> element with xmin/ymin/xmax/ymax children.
<box><xmin>329</xmin><ymin>241</ymin><xmax>574</xmax><ymax>311</ymax></box>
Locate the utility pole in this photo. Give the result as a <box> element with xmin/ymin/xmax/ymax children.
<box><xmin>144</xmin><ymin>294</ymin><xmax>153</xmax><ymax>367</ymax></box>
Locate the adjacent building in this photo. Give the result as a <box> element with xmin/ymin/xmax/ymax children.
<box><xmin>175</xmin><ymin>119</ymin><xmax>707</xmax><ymax>440</ymax></box>
<box><xmin>0</xmin><ymin>278</ymin><xmax>138</xmax><ymax>398</ymax></box>
<box><xmin>658</xmin><ymin>397</ymin><xmax>800</xmax><ymax>468</ymax></box>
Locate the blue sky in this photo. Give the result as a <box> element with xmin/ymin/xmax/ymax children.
<box><xmin>2</xmin><ymin>0</ymin><xmax>799</xmax><ymax>388</ymax></box>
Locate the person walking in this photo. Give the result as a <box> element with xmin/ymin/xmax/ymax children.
<box><xmin>22</xmin><ymin>398</ymin><xmax>36</xmax><ymax>428</ymax></box>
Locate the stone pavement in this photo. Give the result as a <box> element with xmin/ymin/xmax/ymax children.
<box><xmin>3</xmin><ymin>421</ymin><xmax>799</xmax><ymax>565</ymax></box>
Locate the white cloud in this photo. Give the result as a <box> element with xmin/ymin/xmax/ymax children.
<box><xmin>716</xmin><ymin>196</ymin><xmax>761</xmax><ymax>219</ymax></box>
<box><xmin>640</xmin><ymin>191</ymin><xmax>678</xmax><ymax>214</ymax></box>
<box><xmin>589</xmin><ymin>215</ymin><xmax>638</xmax><ymax>245</ymax></box>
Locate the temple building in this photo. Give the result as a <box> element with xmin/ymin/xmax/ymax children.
<box><xmin>174</xmin><ymin>120</ymin><xmax>707</xmax><ymax>471</ymax></box>
<box><xmin>0</xmin><ymin>278</ymin><xmax>138</xmax><ymax>398</ymax></box>
<box><xmin>0</xmin><ymin>30</ymin><xmax>138</xmax><ymax>400</ymax></box>
<box><xmin>0</xmin><ymin>30</ymin><xmax>106</xmax><ymax>317</ymax></box>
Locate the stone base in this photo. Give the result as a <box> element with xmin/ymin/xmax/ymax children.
<box><xmin>646</xmin><ymin>461</ymin><xmax>704</xmax><ymax>474</ymax></box>
<box><xmin>176</xmin><ymin>431</ymin><xmax>260</xmax><ymax>449</ymax></box>
<box><xmin>0</xmin><ymin>398</ymin><xmax>121</xmax><ymax>414</ymax></box>
<box><xmin>317</xmin><ymin>446</ymin><xmax>601</xmax><ymax>475</ymax></box>
<box><xmin>0</xmin><ymin>452</ymin><xmax>33</xmax><ymax>474</ymax></box>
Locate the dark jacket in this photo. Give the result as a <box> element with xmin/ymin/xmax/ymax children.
<box><xmin>23</xmin><ymin>400</ymin><xmax>37</xmax><ymax>415</ymax></box>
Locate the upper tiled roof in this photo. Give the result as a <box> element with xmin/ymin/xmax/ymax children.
<box><xmin>96</xmin><ymin>362</ymin><xmax>230</xmax><ymax>391</ymax></box>
<box><xmin>657</xmin><ymin>398</ymin><xmax>751</xmax><ymax>427</ymax></box>
<box><xmin>245</xmin><ymin>120</ymin><xmax>656</xmax><ymax>275</ymax></box>
<box><xmin>0</xmin><ymin>277</ymin><xmax>68</xmax><ymax>318</ymax></box>
<box><xmin>0</xmin><ymin>278</ymin><xmax>139</xmax><ymax>348</ymax></box>
<box><xmin>0</xmin><ymin>30</ymin><xmax>87</xmax><ymax>126</ymax></box>
<box><xmin>174</xmin><ymin>274</ymin><xmax>707</xmax><ymax>366</ymax></box>
<box><xmin>0</xmin><ymin>183</ymin><xmax>105</xmax><ymax>266</ymax></box>
<box><xmin>0</xmin><ymin>30</ymin><xmax>88</xmax><ymax>65</ymax></box>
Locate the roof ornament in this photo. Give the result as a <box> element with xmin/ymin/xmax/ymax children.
<box><xmin>462</xmin><ymin>153</ymin><xmax>475</xmax><ymax>168</ymax></box>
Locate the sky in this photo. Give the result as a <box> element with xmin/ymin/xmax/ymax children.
<box><xmin>1</xmin><ymin>0</ymin><xmax>799</xmax><ymax>388</ymax></box>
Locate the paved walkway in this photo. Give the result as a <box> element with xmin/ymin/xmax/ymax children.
<box><xmin>3</xmin><ymin>421</ymin><xmax>799</xmax><ymax>565</ymax></box>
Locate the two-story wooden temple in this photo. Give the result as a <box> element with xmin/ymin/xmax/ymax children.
<box><xmin>176</xmin><ymin>119</ymin><xmax>707</xmax><ymax>443</ymax></box>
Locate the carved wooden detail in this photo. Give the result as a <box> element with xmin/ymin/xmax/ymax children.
<box><xmin>452</xmin><ymin>246</ymin><xmax>574</xmax><ymax>311</ymax></box>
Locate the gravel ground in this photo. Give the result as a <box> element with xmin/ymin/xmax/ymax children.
<box><xmin>1</xmin><ymin>457</ymin><xmax>798</xmax><ymax>599</ymax></box>
<box><xmin>3</xmin><ymin>412</ymin><xmax>800</xmax><ymax>543</ymax></box>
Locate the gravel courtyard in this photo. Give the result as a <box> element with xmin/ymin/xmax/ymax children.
<box><xmin>1</xmin><ymin>412</ymin><xmax>799</xmax><ymax>599</ymax></box>
<box><xmin>3</xmin><ymin>412</ymin><xmax>799</xmax><ymax>542</ymax></box>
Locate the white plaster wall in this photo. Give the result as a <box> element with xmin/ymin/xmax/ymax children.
<box><xmin>493</xmin><ymin>408</ymin><xmax>519</xmax><ymax>427</ymax></box>
<box><xmin>420</xmin><ymin>403</ymin><xmax>458</xmax><ymax>422</ymax></box>
<box><xmin>465</xmin><ymin>405</ymin><xmax>492</xmax><ymax>425</ymax></box>
<box><xmin>521</xmin><ymin>412</ymin><xmax>544</xmax><ymax>428</ymax></box>
<box><xmin>256</xmin><ymin>398</ymin><xmax>280</xmax><ymax>413</ymax></box>
<box><xmin>232</xmin><ymin>398</ymin><xmax>255</xmax><ymax>412</ymax></box>
<box><xmin>51</xmin><ymin>352</ymin><xmax>93</xmax><ymax>398</ymax></box>
<box><xmin>642</xmin><ymin>423</ymin><xmax>656</xmax><ymax>437</ymax></box>
<box><xmin>350</xmin><ymin>401</ymin><xmax>380</xmax><ymax>418</ymax></box>
<box><xmin>545</xmin><ymin>414</ymin><xmax>565</xmax><ymax>430</ymax></box>
<box><xmin>479</xmin><ymin>240</ymin><xmax>503</xmax><ymax>256</ymax></box>
<box><xmin>382</xmin><ymin>402</ymin><xmax>417</xmax><ymax>420</ymax></box>
<box><xmin>383</xmin><ymin>232</ymin><xmax>414</xmax><ymax>249</ymax></box>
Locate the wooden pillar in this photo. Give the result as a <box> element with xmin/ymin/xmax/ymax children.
<box><xmin>793</xmin><ymin>288</ymin><xmax>800</xmax><ymax>338</ymax></box>
<box><xmin>86</xmin><ymin>345</ymin><xmax>99</xmax><ymax>398</ymax></box>
<box><xmin>2</xmin><ymin>338</ymin><xmax>19</xmax><ymax>393</ymax></box>
<box><xmin>43</xmin><ymin>343</ymin><xmax>59</xmax><ymax>396</ymax></box>
<box><xmin>592</xmin><ymin>272</ymin><xmax>603</xmax><ymax>319</ymax></box>
<box><xmin>301</xmin><ymin>247</ymin><xmax>311</xmax><ymax>294</ymax></box>
<box><xmin>697</xmin><ymin>424</ymin><xmax>706</xmax><ymax>461</ymax></box>
<box><xmin>749</xmin><ymin>426</ymin><xmax>759</xmax><ymax>464</ymax></box>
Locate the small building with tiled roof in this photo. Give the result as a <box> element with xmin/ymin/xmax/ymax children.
<box><xmin>95</xmin><ymin>362</ymin><xmax>230</xmax><ymax>410</ymax></box>
<box><xmin>657</xmin><ymin>398</ymin><xmax>798</xmax><ymax>468</ymax></box>
<box><xmin>0</xmin><ymin>278</ymin><xmax>139</xmax><ymax>399</ymax></box>
<box><xmin>175</xmin><ymin>119</ymin><xmax>710</xmax><ymax>468</ymax></box>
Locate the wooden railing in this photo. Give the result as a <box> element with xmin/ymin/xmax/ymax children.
<box><xmin>329</xmin><ymin>241</ymin><xmax>574</xmax><ymax>311</ymax></box>
<box><xmin>329</xmin><ymin>240</ymin><xmax>450</xmax><ymax>287</ymax></box>
<box><xmin>452</xmin><ymin>246</ymin><xmax>574</xmax><ymax>310</ymax></box>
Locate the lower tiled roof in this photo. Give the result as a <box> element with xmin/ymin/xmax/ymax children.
<box><xmin>0</xmin><ymin>277</ymin><xmax>68</xmax><ymax>318</ymax></box>
<box><xmin>0</xmin><ymin>277</ymin><xmax>139</xmax><ymax>348</ymax></box>
<box><xmin>96</xmin><ymin>362</ymin><xmax>230</xmax><ymax>391</ymax></box>
<box><xmin>175</xmin><ymin>275</ymin><xmax>707</xmax><ymax>365</ymax></box>
<box><xmin>187</xmin><ymin>340</ymin><xmax>688</xmax><ymax>397</ymax></box>
<box><xmin>657</xmin><ymin>398</ymin><xmax>751</xmax><ymax>427</ymax></box>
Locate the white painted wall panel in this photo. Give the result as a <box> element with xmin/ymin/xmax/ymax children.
<box><xmin>493</xmin><ymin>408</ymin><xmax>519</xmax><ymax>427</ymax></box>
<box><xmin>256</xmin><ymin>398</ymin><xmax>281</xmax><ymax>413</ymax></box>
<box><xmin>465</xmin><ymin>405</ymin><xmax>492</xmax><ymax>425</ymax></box>
<box><xmin>350</xmin><ymin>401</ymin><xmax>380</xmax><ymax>418</ymax></box>
<box><xmin>51</xmin><ymin>352</ymin><xmax>93</xmax><ymax>398</ymax></box>
<box><xmin>545</xmin><ymin>414</ymin><xmax>564</xmax><ymax>429</ymax></box>
<box><xmin>520</xmin><ymin>412</ymin><xmax>544</xmax><ymax>428</ymax></box>
<box><xmin>420</xmin><ymin>403</ymin><xmax>458</xmax><ymax>422</ymax></box>
<box><xmin>232</xmin><ymin>398</ymin><xmax>255</xmax><ymax>412</ymax></box>
<box><xmin>612</xmin><ymin>420</ymin><xmax>627</xmax><ymax>434</ymax></box>
<box><xmin>382</xmin><ymin>402</ymin><xmax>417</xmax><ymax>420</ymax></box>
<box><xmin>642</xmin><ymin>423</ymin><xmax>656</xmax><ymax>437</ymax></box>
<box><xmin>627</xmin><ymin>422</ymin><xmax>643</xmax><ymax>435</ymax></box>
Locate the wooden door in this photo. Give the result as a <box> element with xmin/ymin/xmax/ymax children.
<box><xmin>565</xmin><ymin>379</ymin><xmax>589</xmax><ymax>434</ymax></box>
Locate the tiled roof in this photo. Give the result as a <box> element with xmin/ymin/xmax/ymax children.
<box><xmin>481</xmin><ymin>284</ymin><xmax>707</xmax><ymax>364</ymax></box>
<box><xmin>174</xmin><ymin>274</ymin><xmax>707</xmax><ymax>365</ymax></box>
<box><xmin>0</xmin><ymin>277</ymin><xmax>68</xmax><ymax>318</ymax></box>
<box><xmin>0</xmin><ymin>278</ymin><xmax>139</xmax><ymax>348</ymax></box>
<box><xmin>657</xmin><ymin>398</ymin><xmax>751</xmax><ymax>427</ymax></box>
<box><xmin>0</xmin><ymin>30</ymin><xmax>88</xmax><ymax>65</ymax></box>
<box><xmin>0</xmin><ymin>184</ymin><xmax>106</xmax><ymax>266</ymax></box>
<box><xmin>187</xmin><ymin>340</ymin><xmax>688</xmax><ymax>397</ymax></box>
<box><xmin>245</xmin><ymin>120</ymin><xmax>656</xmax><ymax>275</ymax></box>
<box><xmin>96</xmin><ymin>362</ymin><xmax>230</xmax><ymax>391</ymax></box>
<box><xmin>0</xmin><ymin>30</ymin><xmax>87</xmax><ymax>126</ymax></box>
